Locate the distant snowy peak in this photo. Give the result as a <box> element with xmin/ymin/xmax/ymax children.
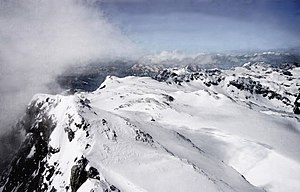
<box><xmin>140</xmin><ymin>50</ymin><xmax>203</xmax><ymax>63</ymax></box>
<box><xmin>138</xmin><ymin>50</ymin><xmax>299</xmax><ymax>69</ymax></box>
<box><xmin>253</xmin><ymin>51</ymin><xmax>288</xmax><ymax>56</ymax></box>
<box><xmin>139</xmin><ymin>51</ymin><xmax>219</xmax><ymax>68</ymax></box>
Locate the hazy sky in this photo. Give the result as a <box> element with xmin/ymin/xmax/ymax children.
<box><xmin>99</xmin><ymin>0</ymin><xmax>300</xmax><ymax>53</ymax></box>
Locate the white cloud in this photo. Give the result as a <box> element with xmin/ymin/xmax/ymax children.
<box><xmin>0</xmin><ymin>0</ymin><xmax>139</xmax><ymax>133</ymax></box>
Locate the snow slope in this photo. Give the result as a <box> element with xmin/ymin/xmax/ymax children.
<box><xmin>1</xmin><ymin>63</ymin><xmax>300</xmax><ymax>192</ymax></box>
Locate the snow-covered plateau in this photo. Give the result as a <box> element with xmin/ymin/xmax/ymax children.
<box><xmin>0</xmin><ymin>62</ymin><xmax>300</xmax><ymax>192</ymax></box>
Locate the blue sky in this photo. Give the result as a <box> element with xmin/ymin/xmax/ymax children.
<box><xmin>99</xmin><ymin>0</ymin><xmax>300</xmax><ymax>53</ymax></box>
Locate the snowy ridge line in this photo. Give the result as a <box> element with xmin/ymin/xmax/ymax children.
<box><xmin>1</xmin><ymin>62</ymin><xmax>300</xmax><ymax>192</ymax></box>
<box><xmin>154</xmin><ymin>62</ymin><xmax>299</xmax><ymax>115</ymax></box>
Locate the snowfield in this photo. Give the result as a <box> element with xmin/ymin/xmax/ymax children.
<box><xmin>1</xmin><ymin>63</ymin><xmax>300</xmax><ymax>192</ymax></box>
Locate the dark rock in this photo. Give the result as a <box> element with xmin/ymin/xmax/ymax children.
<box><xmin>110</xmin><ymin>185</ymin><xmax>120</xmax><ymax>191</ymax></box>
<box><xmin>135</xmin><ymin>129</ymin><xmax>154</xmax><ymax>145</ymax></box>
<box><xmin>229</xmin><ymin>77</ymin><xmax>291</xmax><ymax>106</ymax></box>
<box><xmin>282</xmin><ymin>70</ymin><xmax>293</xmax><ymax>76</ymax></box>
<box><xmin>102</xmin><ymin>119</ymin><xmax>108</xmax><ymax>125</ymax></box>
<box><xmin>46</xmin><ymin>165</ymin><xmax>55</xmax><ymax>181</ymax></box>
<box><xmin>82</xmin><ymin>123</ymin><xmax>90</xmax><ymax>130</ymax></box>
<box><xmin>85</xmin><ymin>144</ymin><xmax>91</xmax><ymax>149</ymax></box>
<box><xmin>49</xmin><ymin>146</ymin><xmax>60</xmax><ymax>154</ymax></box>
<box><xmin>0</xmin><ymin>99</ymin><xmax>57</xmax><ymax>192</ymax></box>
<box><xmin>70</xmin><ymin>157</ymin><xmax>89</xmax><ymax>192</ymax></box>
<box><xmin>112</xmin><ymin>131</ymin><xmax>117</xmax><ymax>141</ymax></box>
<box><xmin>64</xmin><ymin>127</ymin><xmax>75</xmax><ymax>142</ymax></box>
<box><xmin>79</xmin><ymin>99</ymin><xmax>91</xmax><ymax>109</ymax></box>
<box><xmin>167</xmin><ymin>96</ymin><xmax>174</xmax><ymax>102</ymax></box>
<box><xmin>50</xmin><ymin>186</ymin><xmax>57</xmax><ymax>192</ymax></box>
<box><xmin>293</xmin><ymin>93</ymin><xmax>300</xmax><ymax>114</ymax></box>
<box><xmin>162</xmin><ymin>94</ymin><xmax>175</xmax><ymax>102</ymax></box>
<box><xmin>87</xmin><ymin>167</ymin><xmax>100</xmax><ymax>180</ymax></box>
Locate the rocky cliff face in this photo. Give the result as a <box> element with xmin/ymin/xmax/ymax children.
<box><xmin>0</xmin><ymin>96</ymin><xmax>57</xmax><ymax>191</ymax></box>
<box><xmin>0</xmin><ymin>94</ymin><xmax>120</xmax><ymax>192</ymax></box>
<box><xmin>294</xmin><ymin>93</ymin><xmax>300</xmax><ymax>114</ymax></box>
<box><xmin>1</xmin><ymin>62</ymin><xmax>300</xmax><ymax>192</ymax></box>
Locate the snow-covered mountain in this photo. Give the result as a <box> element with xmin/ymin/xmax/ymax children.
<box><xmin>139</xmin><ymin>50</ymin><xmax>300</xmax><ymax>69</ymax></box>
<box><xmin>56</xmin><ymin>50</ymin><xmax>299</xmax><ymax>92</ymax></box>
<box><xmin>1</xmin><ymin>62</ymin><xmax>300</xmax><ymax>192</ymax></box>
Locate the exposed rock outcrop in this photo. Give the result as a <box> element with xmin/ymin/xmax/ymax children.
<box><xmin>294</xmin><ymin>93</ymin><xmax>300</xmax><ymax>114</ymax></box>
<box><xmin>0</xmin><ymin>97</ymin><xmax>57</xmax><ymax>192</ymax></box>
<box><xmin>70</xmin><ymin>157</ymin><xmax>88</xmax><ymax>192</ymax></box>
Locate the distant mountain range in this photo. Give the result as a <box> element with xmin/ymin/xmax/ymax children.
<box><xmin>56</xmin><ymin>50</ymin><xmax>300</xmax><ymax>92</ymax></box>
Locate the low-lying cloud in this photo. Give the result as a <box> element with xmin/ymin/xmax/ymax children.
<box><xmin>0</xmin><ymin>0</ymin><xmax>139</xmax><ymax>133</ymax></box>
